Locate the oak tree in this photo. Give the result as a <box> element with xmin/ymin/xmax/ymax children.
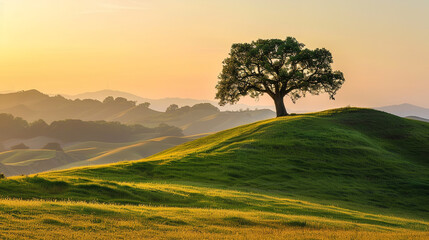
<box><xmin>216</xmin><ymin>37</ymin><xmax>345</xmax><ymax>117</ymax></box>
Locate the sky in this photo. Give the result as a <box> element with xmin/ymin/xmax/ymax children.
<box><xmin>0</xmin><ymin>0</ymin><xmax>428</xmax><ymax>111</ymax></box>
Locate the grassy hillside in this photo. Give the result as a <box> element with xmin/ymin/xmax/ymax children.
<box><xmin>56</xmin><ymin>135</ymin><xmax>206</xmax><ymax>170</ymax></box>
<box><xmin>0</xmin><ymin>107</ymin><xmax>428</xmax><ymax>239</ymax></box>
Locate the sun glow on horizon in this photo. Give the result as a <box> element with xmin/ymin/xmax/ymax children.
<box><xmin>0</xmin><ymin>0</ymin><xmax>428</xmax><ymax>110</ymax></box>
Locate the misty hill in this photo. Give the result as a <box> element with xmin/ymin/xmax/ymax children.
<box><xmin>0</xmin><ymin>90</ymin><xmax>157</xmax><ymax>123</ymax></box>
<box><xmin>1</xmin><ymin>108</ymin><xmax>428</xmax><ymax>221</ymax></box>
<box><xmin>0</xmin><ymin>90</ymin><xmax>275</xmax><ymax>135</ymax></box>
<box><xmin>0</xmin><ymin>113</ymin><xmax>187</xmax><ymax>176</ymax></box>
<box><xmin>65</xmin><ymin>89</ymin><xmax>274</xmax><ymax>112</ymax></box>
<box><xmin>376</xmin><ymin>103</ymin><xmax>429</xmax><ymax>119</ymax></box>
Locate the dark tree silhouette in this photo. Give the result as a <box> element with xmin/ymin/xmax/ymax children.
<box><xmin>216</xmin><ymin>37</ymin><xmax>345</xmax><ymax>117</ymax></box>
<box><xmin>139</xmin><ymin>102</ymin><xmax>151</xmax><ymax>108</ymax></box>
<box><xmin>11</xmin><ymin>143</ymin><xmax>29</xmax><ymax>150</ymax></box>
<box><xmin>42</xmin><ymin>142</ymin><xmax>63</xmax><ymax>151</ymax></box>
<box><xmin>166</xmin><ymin>104</ymin><xmax>179</xmax><ymax>112</ymax></box>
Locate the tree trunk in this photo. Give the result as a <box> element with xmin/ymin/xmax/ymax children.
<box><xmin>273</xmin><ymin>95</ymin><xmax>288</xmax><ymax>117</ymax></box>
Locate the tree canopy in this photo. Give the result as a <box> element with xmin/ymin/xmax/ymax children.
<box><xmin>216</xmin><ymin>37</ymin><xmax>345</xmax><ymax>116</ymax></box>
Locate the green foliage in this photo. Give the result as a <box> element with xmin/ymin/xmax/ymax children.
<box><xmin>216</xmin><ymin>37</ymin><xmax>345</xmax><ymax>116</ymax></box>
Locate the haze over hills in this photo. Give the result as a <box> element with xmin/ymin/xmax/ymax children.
<box><xmin>0</xmin><ymin>108</ymin><xmax>428</xmax><ymax>239</ymax></box>
<box><xmin>64</xmin><ymin>89</ymin><xmax>275</xmax><ymax>112</ymax></box>
<box><xmin>376</xmin><ymin>103</ymin><xmax>429</xmax><ymax>119</ymax></box>
<box><xmin>0</xmin><ymin>90</ymin><xmax>275</xmax><ymax>135</ymax></box>
<box><xmin>67</xmin><ymin>89</ymin><xmax>429</xmax><ymax>119</ymax></box>
<box><xmin>0</xmin><ymin>113</ymin><xmax>189</xmax><ymax>176</ymax></box>
<box><xmin>0</xmin><ymin>90</ymin><xmax>273</xmax><ymax>175</ymax></box>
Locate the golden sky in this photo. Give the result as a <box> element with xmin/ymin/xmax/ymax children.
<box><xmin>0</xmin><ymin>0</ymin><xmax>428</xmax><ymax>110</ymax></box>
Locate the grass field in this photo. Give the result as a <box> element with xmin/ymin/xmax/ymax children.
<box><xmin>0</xmin><ymin>107</ymin><xmax>428</xmax><ymax>239</ymax></box>
<box><xmin>1</xmin><ymin>198</ymin><xmax>428</xmax><ymax>239</ymax></box>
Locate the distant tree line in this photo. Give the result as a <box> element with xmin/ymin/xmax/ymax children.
<box><xmin>0</xmin><ymin>113</ymin><xmax>183</xmax><ymax>142</ymax></box>
<box><xmin>102</xmin><ymin>96</ymin><xmax>151</xmax><ymax>109</ymax></box>
<box><xmin>165</xmin><ymin>103</ymin><xmax>220</xmax><ymax>113</ymax></box>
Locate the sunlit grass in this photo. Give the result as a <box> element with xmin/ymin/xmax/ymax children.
<box><xmin>0</xmin><ymin>108</ymin><xmax>428</xmax><ymax>238</ymax></box>
<box><xmin>1</xmin><ymin>198</ymin><xmax>428</xmax><ymax>240</ymax></box>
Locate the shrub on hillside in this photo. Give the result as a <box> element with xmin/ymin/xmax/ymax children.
<box><xmin>42</xmin><ymin>142</ymin><xmax>63</xmax><ymax>151</ymax></box>
<box><xmin>166</xmin><ymin>104</ymin><xmax>179</xmax><ymax>113</ymax></box>
<box><xmin>139</xmin><ymin>102</ymin><xmax>151</xmax><ymax>108</ymax></box>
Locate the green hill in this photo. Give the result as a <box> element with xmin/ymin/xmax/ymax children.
<box><xmin>0</xmin><ymin>108</ymin><xmax>428</xmax><ymax>239</ymax></box>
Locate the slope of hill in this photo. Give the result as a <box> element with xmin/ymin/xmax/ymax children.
<box><xmin>1</xmin><ymin>108</ymin><xmax>428</xmax><ymax>238</ymax></box>
<box><xmin>0</xmin><ymin>134</ymin><xmax>206</xmax><ymax>177</ymax></box>
<box><xmin>55</xmin><ymin>134</ymin><xmax>207</xmax><ymax>170</ymax></box>
<box><xmin>0</xmin><ymin>149</ymin><xmax>77</xmax><ymax>176</ymax></box>
<box><xmin>0</xmin><ymin>90</ymin><xmax>49</xmax><ymax>110</ymax></box>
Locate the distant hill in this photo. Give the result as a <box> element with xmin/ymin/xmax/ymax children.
<box><xmin>376</xmin><ymin>103</ymin><xmax>429</xmax><ymax>119</ymax></box>
<box><xmin>0</xmin><ymin>90</ymin><xmax>275</xmax><ymax>135</ymax></box>
<box><xmin>0</xmin><ymin>134</ymin><xmax>205</xmax><ymax>177</ymax></box>
<box><xmin>65</xmin><ymin>89</ymin><xmax>274</xmax><ymax>112</ymax></box>
<box><xmin>0</xmin><ymin>149</ymin><xmax>77</xmax><ymax>176</ymax></box>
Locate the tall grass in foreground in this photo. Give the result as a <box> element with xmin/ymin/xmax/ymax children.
<box><xmin>0</xmin><ymin>198</ymin><xmax>428</xmax><ymax>240</ymax></box>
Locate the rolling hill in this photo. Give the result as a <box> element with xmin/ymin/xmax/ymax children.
<box><xmin>0</xmin><ymin>108</ymin><xmax>428</xmax><ymax>239</ymax></box>
<box><xmin>0</xmin><ymin>134</ymin><xmax>206</xmax><ymax>177</ymax></box>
